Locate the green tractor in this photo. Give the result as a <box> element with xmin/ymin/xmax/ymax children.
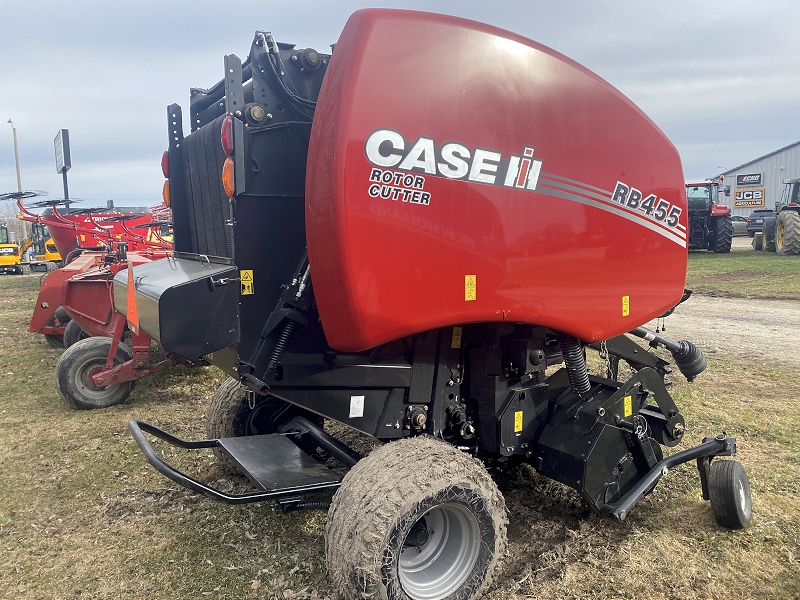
<box><xmin>759</xmin><ymin>178</ymin><xmax>800</xmax><ymax>255</ymax></box>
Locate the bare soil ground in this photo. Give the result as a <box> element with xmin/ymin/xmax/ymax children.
<box><xmin>644</xmin><ymin>294</ymin><xmax>800</xmax><ymax>369</ymax></box>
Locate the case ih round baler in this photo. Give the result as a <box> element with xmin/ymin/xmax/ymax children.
<box><xmin>125</xmin><ymin>10</ymin><xmax>751</xmax><ymax>600</ymax></box>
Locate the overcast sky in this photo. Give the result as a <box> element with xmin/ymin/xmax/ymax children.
<box><xmin>1</xmin><ymin>0</ymin><xmax>798</xmax><ymax>206</ymax></box>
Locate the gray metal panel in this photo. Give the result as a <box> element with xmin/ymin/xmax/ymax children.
<box><xmin>720</xmin><ymin>143</ymin><xmax>800</xmax><ymax>216</ymax></box>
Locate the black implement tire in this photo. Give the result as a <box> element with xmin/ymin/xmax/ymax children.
<box><xmin>326</xmin><ymin>436</ymin><xmax>507</xmax><ymax>600</ymax></box>
<box><xmin>752</xmin><ymin>232</ymin><xmax>763</xmax><ymax>251</ymax></box>
<box><xmin>54</xmin><ymin>337</ymin><xmax>136</xmax><ymax>409</ymax></box>
<box><xmin>776</xmin><ymin>210</ymin><xmax>800</xmax><ymax>256</ymax></box>
<box><xmin>712</xmin><ymin>215</ymin><xmax>733</xmax><ymax>253</ymax></box>
<box><xmin>708</xmin><ymin>460</ymin><xmax>752</xmax><ymax>529</ymax></box>
<box><xmin>63</xmin><ymin>319</ymin><xmax>91</xmax><ymax>348</ymax></box>
<box><xmin>206</xmin><ymin>377</ymin><xmax>299</xmax><ymax>470</ymax></box>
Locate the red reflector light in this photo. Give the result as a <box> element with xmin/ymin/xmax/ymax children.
<box><xmin>221</xmin><ymin>116</ymin><xmax>234</xmax><ymax>156</ymax></box>
<box><xmin>161</xmin><ymin>151</ymin><xmax>169</xmax><ymax>178</ymax></box>
<box><xmin>222</xmin><ymin>158</ymin><xmax>235</xmax><ymax>197</ymax></box>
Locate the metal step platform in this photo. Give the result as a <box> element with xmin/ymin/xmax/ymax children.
<box><xmin>128</xmin><ymin>419</ymin><xmax>348</xmax><ymax>504</ymax></box>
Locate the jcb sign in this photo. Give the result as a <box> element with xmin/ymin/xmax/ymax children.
<box><xmin>734</xmin><ymin>188</ymin><xmax>765</xmax><ymax>207</ymax></box>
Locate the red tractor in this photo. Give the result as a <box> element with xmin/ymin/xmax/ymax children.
<box><xmin>122</xmin><ymin>10</ymin><xmax>751</xmax><ymax>600</ymax></box>
<box><xmin>685</xmin><ymin>181</ymin><xmax>733</xmax><ymax>252</ymax></box>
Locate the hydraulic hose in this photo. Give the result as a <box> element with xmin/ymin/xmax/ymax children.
<box><xmin>558</xmin><ymin>333</ymin><xmax>591</xmax><ymax>397</ymax></box>
<box><xmin>630</xmin><ymin>326</ymin><xmax>707</xmax><ymax>382</ymax></box>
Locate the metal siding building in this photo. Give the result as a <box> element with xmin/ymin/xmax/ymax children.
<box><xmin>718</xmin><ymin>141</ymin><xmax>800</xmax><ymax>217</ymax></box>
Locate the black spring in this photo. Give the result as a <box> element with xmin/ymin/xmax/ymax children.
<box><xmin>558</xmin><ymin>333</ymin><xmax>591</xmax><ymax>397</ymax></box>
<box><xmin>267</xmin><ymin>320</ymin><xmax>296</xmax><ymax>371</ymax></box>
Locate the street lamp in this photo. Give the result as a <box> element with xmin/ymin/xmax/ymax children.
<box><xmin>7</xmin><ymin>119</ymin><xmax>22</xmax><ymax>192</ymax></box>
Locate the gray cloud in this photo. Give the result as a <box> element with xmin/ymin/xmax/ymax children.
<box><xmin>1</xmin><ymin>0</ymin><xmax>797</xmax><ymax>204</ymax></box>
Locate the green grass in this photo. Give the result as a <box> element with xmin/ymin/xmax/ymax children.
<box><xmin>687</xmin><ymin>249</ymin><xmax>800</xmax><ymax>300</ymax></box>
<box><xmin>1</xmin><ymin>272</ymin><xmax>799</xmax><ymax>599</ymax></box>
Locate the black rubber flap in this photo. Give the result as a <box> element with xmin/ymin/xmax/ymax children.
<box><xmin>217</xmin><ymin>434</ymin><xmax>340</xmax><ymax>491</ymax></box>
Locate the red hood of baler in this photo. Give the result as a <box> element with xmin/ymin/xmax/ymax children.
<box><xmin>306</xmin><ymin>9</ymin><xmax>687</xmax><ymax>352</ymax></box>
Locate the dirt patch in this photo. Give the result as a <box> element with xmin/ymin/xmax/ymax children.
<box><xmin>643</xmin><ymin>295</ymin><xmax>800</xmax><ymax>369</ymax></box>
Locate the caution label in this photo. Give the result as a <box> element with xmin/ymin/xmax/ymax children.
<box><xmin>465</xmin><ymin>275</ymin><xmax>476</xmax><ymax>301</ymax></box>
<box><xmin>624</xmin><ymin>395</ymin><xmax>632</xmax><ymax>417</ymax></box>
<box><xmin>514</xmin><ymin>410</ymin><xmax>523</xmax><ymax>433</ymax></box>
<box><xmin>451</xmin><ymin>326</ymin><xmax>463</xmax><ymax>349</ymax></box>
<box><xmin>622</xmin><ymin>295</ymin><xmax>630</xmax><ymax>317</ymax></box>
<box><xmin>240</xmin><ymin>269</ymin><xmax>254</xmax><ymax>295</ymax></box>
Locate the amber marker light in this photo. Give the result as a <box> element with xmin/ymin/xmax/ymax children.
<box><xmin>162</xmin><ymin>180</ymin><xmax>171</xmax><ymax>207</ymax></box>
<box><xmin>222</xmin><ymin>157</ymin><xmax>235</xmax><ymax>198</ymax></box>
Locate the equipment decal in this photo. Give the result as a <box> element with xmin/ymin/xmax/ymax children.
<box><xmin>622</xmin><ymin>295</ymin><xmax>630</xmax><ymax>317</ymax></box>
<box><xmin>514</xmin><ymin>411</ymin><xmax>523</xmax><ymax>433</ymax></box>
<box><xmin>451</xmin><ymin>326</ymin><xmax>463</xmax><ymax>348</ymax></box>
<box><xmin>465</xmin><ymin>275</ymin><xmax>476</xmax><ymax>301</ymax></box>
<box><xmin>363</xmin><ymin>129</ymin><xmax>687</xmax><ymax>247</ymax></box>
<box><xmin>240</xmin><ymin>270</ymin><xmax>254</xmax><ymax>295</ymax></box>
<box><xmin>624</xmin><ymin>395</ymin><xmax>632</xmax><ymax>417</ymax></box>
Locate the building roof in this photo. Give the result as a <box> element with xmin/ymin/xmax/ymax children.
<box><xmin>721</xmin><ymin>140</ymin><xmax>800</xmax><ymax>175</ymax></box>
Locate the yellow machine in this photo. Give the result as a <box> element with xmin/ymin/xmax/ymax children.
<box><xmin>15</xmin><ymin>222</ymin><xmax>62</xmax><ymax>272</ymax></box>
<box><xmin>0</xmin><ymin>223</ymin><xmax>28</xmax><ymax>275</ymax></box>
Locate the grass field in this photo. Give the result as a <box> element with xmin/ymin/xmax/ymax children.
<box><xmin>0</xmin><ymin>263</ymin><xmax>799</xmax><ymax>599</ymax></box>
<box><xmin>686</xmin><ymin>244</ymin><xmax>800</xmax><ymax>300</ymax></box>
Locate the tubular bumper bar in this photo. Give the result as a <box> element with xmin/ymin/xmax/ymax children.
<box><xmin>128</xmin><ymin>419</ymin><xmax>344</xmax><ymax>504</ymax></box>
<box><xmin>601</xmin><ymin>434</ymin><xmax>736</xmax><ymax>520</ymax></box>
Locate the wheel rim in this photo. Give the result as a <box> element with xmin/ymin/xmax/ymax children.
<box><xmin>398</xmin><ymin>503</ymin><xmax>480</xmax><ymax>600</ymax></box>
<box><xmin>72</xmin><ymin>358</ymin><xmax>121</xmax><ymax>406</ymax></box>
<box><xmin>777</xmin><ymin>220</ymin><xmax>784</xmax><ymax>249</ymax></box>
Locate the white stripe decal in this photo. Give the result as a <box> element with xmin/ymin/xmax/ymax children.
<box><xmin>535</xmin><ymin>184</ymin><xmax>687</xmax><ymax>248</ymax></box>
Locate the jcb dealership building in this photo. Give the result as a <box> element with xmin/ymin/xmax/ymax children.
<box><xmin>718</xmin><ymin>140</ymin><xmax>800</xmax><ymax>216</ymax></box>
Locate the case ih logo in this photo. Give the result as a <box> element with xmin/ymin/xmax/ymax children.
<box><xmin>364</xmin><ymin>129</ymin><xmax>543</xmax><ymax>205</ymax></box>
<box><xmin>736</xmin><ymin>173</ymin><xmax>762</xmax><ymax>186</ymax></box>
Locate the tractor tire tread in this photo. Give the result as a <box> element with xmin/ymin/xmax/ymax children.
<box><xmin>776</xmin><ymin>210</ymin><xmax>800</xmax><ymax>255</ymax></box>
<box><xmin>713</xmin><ymin>215</ymin><xmax>733</xmax><ymax>253</ymax></box>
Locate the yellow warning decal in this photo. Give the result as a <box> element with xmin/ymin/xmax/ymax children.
<box><xmin>80</xmin><ymin>234</ymin><xmax>85</xmax><ymax>242</ymax></box>
<box><xmin>240</xmin><ymin>269</ymin><xmax>254</xmax><ymax>295</ymax></box>
<box><xmin>514</xmin><ymin>410</ymin><xmax>523</xmax><ymax>433</ymax></box>
<box><xmin>465</xmin><ymin>275</ymin><xmax>476</xmax><ymax>301</ymax></box>
<box><xmin>622</xmin><ymin>295</ymin><xmax>630</xmax><ymax>317</ymax></box>
<box><xmin>451</xmin><ymin>326</ymin><xmax>463</xmax><ymax>349</ymax></box>
<box><xmin>624</xmin><ymin>395</ymin><xmax>632</xmax><ymax>417</ymax></box>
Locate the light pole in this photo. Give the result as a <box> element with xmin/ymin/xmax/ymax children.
<box><xmin>7</xmin><ymin>119</ymin><xmax>22</xmax><ymax>192</ymax></box>
<box><xmin>7</xmin><ymin>119</ymin><xmax>29</xmax><ymax>247</ymax></box>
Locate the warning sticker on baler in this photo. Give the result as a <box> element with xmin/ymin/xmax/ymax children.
<box><xmin>451</xmin><ymin>326</ymin><xmax>463</xmax><ymax>348</ymax></box>
<box><xmin>624</xmin><ymin>395</ymin><xmax>633</xmax><ymax>417</ymax></box>
<box><xmin>622</xmin><ymin>295</ymin><xmax>630</xmax><ymax>316</ymax></box>
<box><xmin>514</xmin><ymin>411</ymin><xmax>523</xmax><ymax>433</ymax></box>
<box><xmin>241</xmin><ymin>270</ymin><xmax>253</xmax><ymax>295</ymax></box>
<box><xmin>465</xmin><ymin>275</ymin><xmax>476</xmax><ymax>301</ymax></box>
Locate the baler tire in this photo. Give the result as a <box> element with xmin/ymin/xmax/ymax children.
<box><xmin>205</xmin><ymin>377</ymin><xmax>290</xmax><ymax>471</ymax></box>
<box><xmin>708</xmin><ymin>459</ymin><xmax>752</xmax><ymax>530</ymax></box>
<box><xmin>325</xmin><ymin>436</ymin><xmax>507</xmax><ymax>600</ymax></box>
<box><xmin>775</xmin><ymin>210</ymin><xmax>800</xmax><ymax>255</ymax></box>
<box><xmin>712</xmin><ymin>215</ymin><xmax>733</xmax><ymax>253</ymax></box>
<box><xmin>752</xmin><ymin>233</ymin><xmax>763</xmax><ymax>251</ymax></box>
<box><xmin>63</xmin><ymin>319</ymin><xmax>91</xmax><ymax>348</ymax></box>
<box><xmin>54</xmin><ymin>337</ymin><xmax>136</xmax><ymax>410</ymax></box>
